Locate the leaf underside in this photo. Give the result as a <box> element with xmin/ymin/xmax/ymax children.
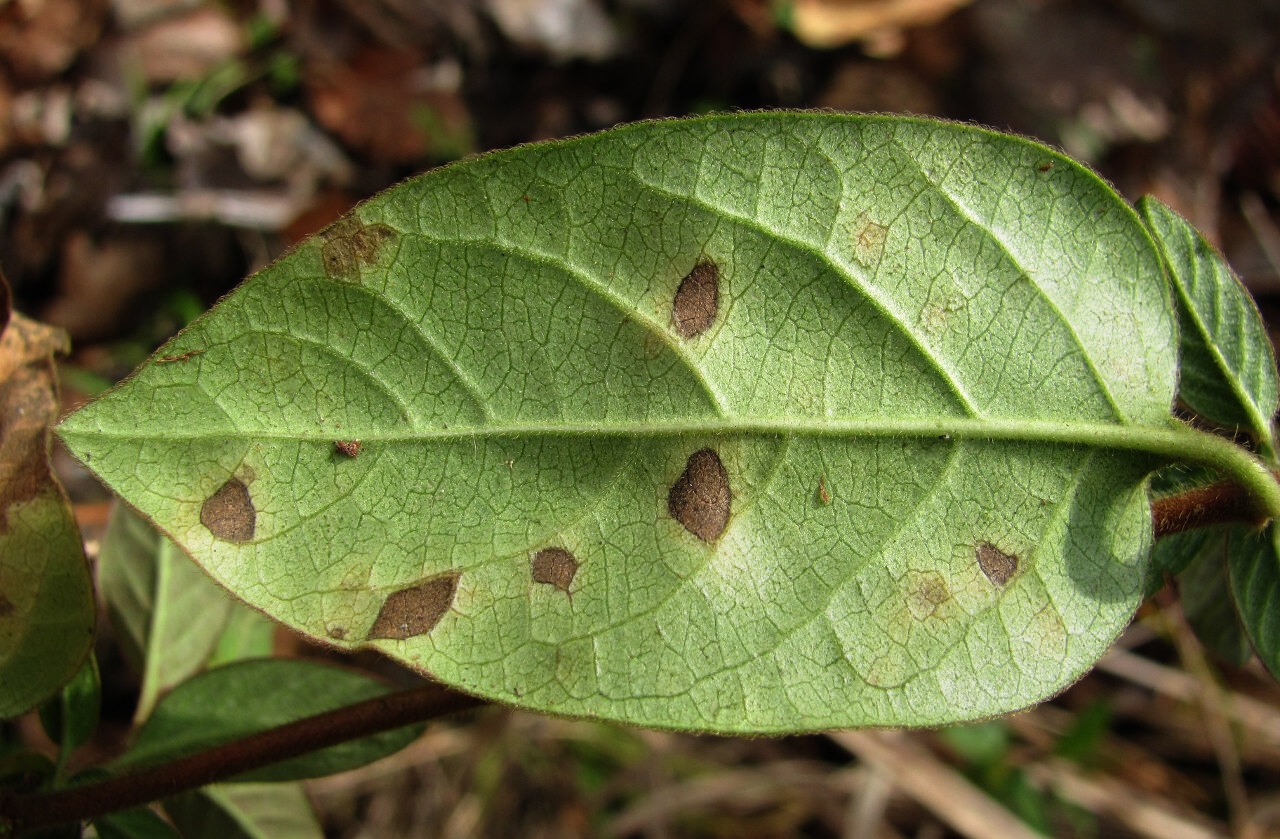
<box><xmin>59</xmin><ymin>113</ymin><xmax>1178</xmax><ymax>732</ymax></box>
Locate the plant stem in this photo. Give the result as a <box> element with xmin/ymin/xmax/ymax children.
<box><xmin>0</xmin><ymin>683</ymin><xmax>482</xmax><ymax>835</ymax></box>
<box><xmin>1152</xmin><ymin>478</ymin><xmax>1265</xmax><ymax>538</ymax></box>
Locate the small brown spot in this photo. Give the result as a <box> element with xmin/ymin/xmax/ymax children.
<box><xmin>334</xmin><ymin>439</ymin><xmax>361</xmax><ymax>458</ymax></box>
<box><xmin>0</xmin><ymin>592</ymin><xmax>13</xmax><ymax>618</ymax></box>
<box><xmin>367</xmin><ymin>573</ymin><xmax>460</xmax><ymax>640</ymax></box>
<box><xmin>976</xmin><ymin>541</ymin><xmax>1019</xmax><ymax>586</ymax></box>
<box><xmin>320</xmin><ymin>218</ymin><xmax>398</xmax><ymax>280</ymax></box>
<box><xmin>531</xmin><ymin>547</ymin><xmax>578</xmax><ymax>593</ymax></box>
<box><xmin>905</xmin><ymin>571</ymin><xmax>950</xmax><ymax>621</ymax></box>
<box><xmin>1036</xmin><ymin>161</ymin><xmax>1054</xmax><ymax>173</ymax></box>
<box><xmin>668</xmin><ymin>448</ymin><xmax>731</xmax><ymax>542</ymax></box>
<box><xmin>156</xmin><ymin>349</ymin><xmax>204</xmax><ymax>364</ymax></box>
<box><xmin>817</xmin><ymin>475</ymin><xmax>831</xmax><ymax>505</ymax></box>
<box><xmin>671</xmin><ymin>260</ymin><xmax>719</xmax><ymax>339</ymax></box>
<box><xmin>853</xmin><ymin>213</ymin><xmax>888</xmax><ymax>263</ymax></box>
<box><xmin>327</xmin><ymin>626</ymin><xmax>348</xmax><ymax>640</ymax></box>
<box><xmin>200</xmin><ymin>478</ymin><xmax>255</xmax><ymax>543</ymax></box>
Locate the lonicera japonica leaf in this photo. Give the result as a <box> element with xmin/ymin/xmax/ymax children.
<box><xmin>63</xmin><ymin>112</ymin><xmax>1266</xmax><ymax>732</ymax></box>
<box><xmin>98</xmin><ymin>504</ymin><xmax>238</xmax><ymax>722</ymax></box>
<box><xmin>1138</xmin><ymin>197</ymin><xmax>1279</xmax><ymax>457</ymax></box>
<box><xmin>1178</xmin><ymin>528</ymin><xmax>1252</xmax><ymax>666</ymax></box>
<box><xmin>0</xmin><ymin>304</ymin><xmax>94</xmax><ymax>719</ymax></box>
<box><xmin>1228</xmin><ymin>524</ymin><xmax>1280</xmax><ymax>677</ymax></box>
<box><xmin>164</xmin><ymin>784</ymin><xmax>323</xmax><ymax>839</ymax></box>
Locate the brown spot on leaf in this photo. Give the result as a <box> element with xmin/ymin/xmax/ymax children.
<box><xmin>320</xmin><ymin>218</ymin><xmax>398</xmax><ymax>280</ymax></box>
<box><xmin>817</xmin><ymin>475</ymin><xmax>831</xmax><ymax>505</ymax></box>
<box><xmin>1037</xmin><ymin>161</ymin><xmax>1054</xmax><ymax>173</ymax></box>
<box><xmin>200</xmin><ymin>478</ymin><xmax>255</xmax><ymax>543</ymax></box>
<box><xmin>671</xmin><ymin>260</ymin><xmax>719</xmax><ymax>339</ymax></box>
<box><xmin>334</xmin><ymin>439</ymin><xmax>361</xmax><ymax>458</ymax></box>
<box><xmin>668</xmin><ymin>448</ymin><xmax>731</xmax><ymax>542</ymax></box>
<box><xmin>367</xmin><ymin>573</ymin><xmax>460</xmax><ymax>640</ymax></box>
<box><xmin>0</xmin><ymin>592</ymin><xmax>13</xmax><ymax>618</ymax></box>
<box><xmin>905</xmin><ymin>571</ymin><xmax>950</xmax><ymax>621</ymax></box>
<box><xmin>853</xmin><ymin>213</ymin><xmax>888</xmax><ymax>263</ymax></box>
<box><xmin>327</xmin><ymin>626</ymin><xmax>348</xmax><ymax>640</ymax></box>
<box><xmin>156</xmin><ymin>349</ymin><xmax>204</xmax><ymax>364</ymax></box>
<box><xmin>531</xmin><ymin>547</ymin><xmax>578</xmax><ymax>593</ymax></box>
<box><xmin>976</xmin><ymin>541</ymin><xmax>1019</xmax><ymax>586</ymax></box>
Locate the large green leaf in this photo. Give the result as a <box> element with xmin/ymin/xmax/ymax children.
<box><xmin>1138</xmin><ymin>197</ymin><xmax>1279</xmax><ymax>457</ymax></box>
<box><xmin>60</xmin><ymin>113</ymin><xmax>1274</xmax><ymax>732</ymax></box>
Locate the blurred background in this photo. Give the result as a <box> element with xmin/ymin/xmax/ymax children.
<box><xmin>4</xmin><ymin>0</ymin><xmax>1280</xmax><ymax>836</ymax></box>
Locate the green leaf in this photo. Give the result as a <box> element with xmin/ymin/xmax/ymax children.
<box><xmin>1228</xmin><ymin>524</ymin><xmax>1280</xmax><ymax>676</ymax></box>
<box><xmin>98</xmin><ymin>505</ymin><xmax>236</xmax><ymax>722</ymax></box>
<box><xmin>0</xmin><ymin>313</ymin><xmax>94</xmax><ymax>719</ymax></box>
<box><xmin>93</xmin><ymin>807</ymin><xmax>183</xmax><ymax>839</ymax></box>
<box><xmin>1179</xmin><ymin>528</ymin><xmax>1252</xmax><ymax>666</ymax></box>
<box><xmin>113</xmin><ymin>658</ymin><xmax>421</xmax><ymax>781</ymax></box>
<box><xmin>205</xmin><ymin>607</ymin><xmax>277</xmax><ymax>667</ymax></box>
<box><xmin>38</xmin><ymin>652</ymin><xmax>100</xmax><ymax>751</ymax></box>
<box><xmin>63</xmin><ymin>112</ymin><xmax>1267</xmax><ymax>732</ymax></box>
<box><xmin>1137</xmin><ymin>197</ymin><xmax>1279</xmax><ymax>457</ymax></box>
<box><xmin>164</xmin><ymin>784</ymin><xmax>322</xmax><ymax>839</ymax></box>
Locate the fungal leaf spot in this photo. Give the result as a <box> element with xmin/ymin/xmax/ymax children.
<box><xmin>671</xmin><ymin>259</ymin><xmax>719</xmax><ymax>339</ymax></box>
<box><xmin>367</xmin><ymin>573</ymin><xmax>460</xmax><ymax>640</ymax></box>
<box><xmin>200</xmin><ymin>478</ymin><xmax>255</xmax><ymax>543</ymax></box>
<box><xmin>531</xmin><ymin>547</ymin><xmax>578</xmax><ymax>593</ymax></box>
<box><xmin>853</xmin><ymin>212</ymin><xmax>888</xmax><ymax>264</ymax></box>
<box><xmin>334</xmin><ymin>439</ymin><xmax>361</xmax><ymax>458</ymax></box>
<box><xmin>320</xmin><ymin>217</ymin><xmax>399</xmax><ymax>281</ymax></box>
<box><xmin>976</xmin><ymin>541</ymin><xmax>1019</xmax><ymax>586</ymax></box>
<box><xmin>905</xmin><ymin>571</ymin><xmax>950</xmax><ymax>621</ymax></box>
<box><xmin>668</xmin><ymin>448</ymin><xmax>731</xmax><ymax>542</ymax></box>
<box><xmin>327</xmin><ymin>626</ymin><xmax>348</xmax><ymax>640</ymax></box>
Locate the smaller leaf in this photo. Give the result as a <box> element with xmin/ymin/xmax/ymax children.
<box><xmin>113</xmin><ymin>658</ymin><xmax>422</xmax><ymax>782</ymax></box>
<box><xmin>98</xmin><ymin>505</ymin><xmax>237</xmax><ymax>722</ymax></box>
<box><xmin>1179</xmin><ymin>530</ymin><xmax>1252</xmax><ymax>666</ymax></box>
<box><xmin>93</xmin><ymin>806</ymin><xmax>183</xmax><ymax>839</ymax></box>
<box><xmin>1228</xmin><ymin>523</ymin><xmax>1280</xmax><ymax>676</ymax></box>
<box><xmin>165</xmin><ymin>783</ymin><xmax>322</xmax><ymax>839</ymax></box>
<box><xmin>1138</xmin><ymin>197</ymin><xmax>1279</xmax><ymax>456</ymax></box>
<box><xmin>38</xmin><ymin>652</ymin><xmax>100</xmax><ymax>768</ymax></box>
<box><xmin>205</xmin><ymin>608</ymin><xmax>277</xmax><ymax>668</ymax></box>
<box><xmin>0</xmin><ymin>306</ymin><xmax>94</xmax><ymax>718</ymax></box>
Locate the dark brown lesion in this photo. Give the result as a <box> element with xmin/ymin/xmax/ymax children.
<box><xmin>975</xmin><ymin>541</ymin><xmax>1019</xmax><ymax>586</ymax></box>
<box><xmin>334</xmin><ymin>440</ymin><xmax>362</xmax><ymax>458</ymax></box>
<box><xmin>200</xmin><ymin>478</ymin><xmax>255</xmax><ymax>543</ymax></box>
<box><xmin>531</xmin><ymin>547</ymin><xmax>578</xmax><ymax>593</ymax></box>
<box><xmin>668</xmin><ymin>448</ymin><xmax>731</xmax><ymax>542</ymax></box>
<box><xmin>367</xmin><ymin>573</ymin><xmax>460</xmax><ymax>640</ymax></box>
<box><xmin>320</xmin><ymin>217</ymin><xmax>400</xmax><ymax>281</ymax></box>
<box><xmin>671</xmin><ymin>259</ymin><xmax>719</xmax><ymax>339</ymax></box>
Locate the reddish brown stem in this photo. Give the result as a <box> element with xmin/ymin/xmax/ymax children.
<box><xmin>1152</xmin><ymin>478</ymin><xmax>1266</xmax><ymax>538</ymax></box>
<box><xmin>0</xmin><ymin>683</ymin><xmax>482</xmax><ymax>835</ymax></box>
